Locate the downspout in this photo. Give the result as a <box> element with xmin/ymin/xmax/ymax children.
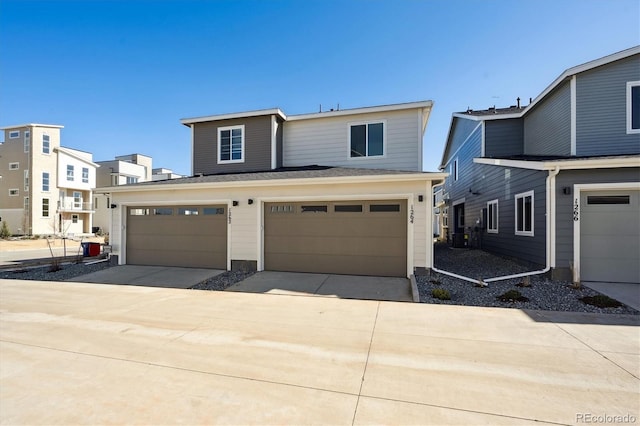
<box><xmin>431</xmin><ymin>167</ymin><xmax>560</xmax><ymax>286</ymax></box>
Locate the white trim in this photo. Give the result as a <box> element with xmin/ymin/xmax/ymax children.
<box><xmin>514</xmin><ymin>190</ymin><xmax>534</xmax><ymax>236</ymax></box>
<box><xmin>487</xmin><ymin>199</ymin><xmax>498</xmax><ymax>233</ymax></box>
<box><xmin>474</xmin><ymin>155</ymin><xmax>640</xmax><ymax>170</ymax></box>
<box><xmin>217</xmin><ymin>125</ymin><xmax>245</xmax><ymax>164</ymax></box>
<box><xmin>570</xmin><ymin>75</ymin><xmax>577</xmax><ymax>155</ymax></box>
<box><xmin>97</xmin><ymin>172</ymin><xmax>448</xmax><ymax>194</ymax></box>
<box><xmin>572</xmin><ymin>182</ymin><xmax>640</xmax><ymax>283</ymax></box>
<box><xmin>271</xmin><ymin>115</ymin><xmax>277</xmax><ymax>170</ymax></box>
<box><xmin>55</xmin><ymin>147</ymin><xmax>100</xmax><ymax>167</ymax></box>
<box><xmin>626</xmin><ymin>81</ymin><xmax>640</xmax><ymax>134</ymax></box>
<box><xmin>256</xmin><ymin>193</ymin><xmax>416</xmax><ymax>277</ymax></box>
<box><xmin>417</xmin><ymin>109</ymin><xmax>424</xmax><ymax>171</ymax></box>
<box><xmin>181</xmin><ymin>108</ymin><xmax>286</xmax><ymax>125</ymax></box>
<box><xmin>481</xmin><ymin>122</ymin><xmax>486</xmax><ymax>157</ymax></box>
<box><xmin>0</xmin><ymin>124</ymin><xmax>63</xmax><ymax>130</ymax></box>
<box><xmin>288</xmin><ymin>100</ymin><xmax>433</xmax><ymax>121</ymax></box>
<box><xmin>347</xmin><ymin>119</ymin><xmax>387</xmax><ymax>160</ymax></box>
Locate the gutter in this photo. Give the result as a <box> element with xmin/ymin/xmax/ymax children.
<box><xmin>431</xmin><ymin>167</ymin><xmax>560</xmax><ymax>286</ymax></box>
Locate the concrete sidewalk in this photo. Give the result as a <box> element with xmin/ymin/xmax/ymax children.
<box><xmin>1</xmin><ymin>279</ymin><xmax>638</xmax><ymax>425</ymax></box>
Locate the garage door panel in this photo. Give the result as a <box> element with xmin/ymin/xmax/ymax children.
<box><xmin>581</xmin><ymin>190</ymin><xmax>639</xmax><ymax>284</ymax></box>
<box><xmin>264</xmin><ymin>200</ymin><xmax>407</xmax><ymax>277</ymax></box>
<box><xmin>266</xmin><ymin>253</ymin><xmax>406</xmax><ymax>277</ymax></box>
<box><xmin>127</xmin><ymin>205</ymin><xmax>227</xmax><ymax>269</ymax></box>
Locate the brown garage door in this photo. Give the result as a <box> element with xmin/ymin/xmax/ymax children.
<box><xmin>264</xmin><ymin>200</ymin><xmax>407</xmax><ymax>277</ymax></box>
<box><xmin>126</xmin><ymin>205</ymin><xmax>227</xmax><ymax>269</ymax></box>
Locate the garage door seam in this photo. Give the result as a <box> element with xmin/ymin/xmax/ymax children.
<box><xmin>351</xmin><ymin>301</ymin><xmax>380</xmax><ymax>425</ymax></box>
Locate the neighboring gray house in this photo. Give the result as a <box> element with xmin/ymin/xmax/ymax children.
<box><xmin>439</xmin><ymin>46</ymin><xmax>640</xmax><ymax>284</ymax></box>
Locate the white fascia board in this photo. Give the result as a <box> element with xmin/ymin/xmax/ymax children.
<box><xmin>474</xmin><ymin>156</ymin><xmax>640</xmax><ymax>170</ymax></box>
<box><xmin>0</xmin><ymin>123</ymin><xmax>64</xmax><ymax>130</ymax></box>
<box><xmin>180</xmin><ymin>108</ymin><xmax>287</xmax><ymax>125</ymax></box>
<box><xmin>287</xmin><ymin>101</ymin><xmax>433</xmax><ymax>121</ymax></box>
<box><xmin>96</xmin><ymin>172</ymin><xmax>449</xmax><ymax>194</ymax></box>
<box><xmin>55</xmin><ymin>147</ymin><xmax>100</xmax><ymax>168</ymax></box>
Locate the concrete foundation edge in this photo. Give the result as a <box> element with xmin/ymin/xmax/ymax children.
<box><xmin>409</xmin><ymin>274</ymin><xmax>420</xmax><ymax>303</ymax></box>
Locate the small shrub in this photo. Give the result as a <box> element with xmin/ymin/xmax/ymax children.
<box><xmin>497</xmin><ymin>289</ymin><xmax>529</xmax><ymax>303</ymax></box>
<box><xmin>0</xmin><ymin>221</ymin><xmax>11</xmax><ymax>239</ymax></box>
<box><xmin>432</xmin><ymin>288</ymin><xmax>451</xmax><ymax>300</ymax></box>
<box><xmin>580</xmin><ymin>295</ymin><xmax>622</xmax><ymax>309</ymax></box>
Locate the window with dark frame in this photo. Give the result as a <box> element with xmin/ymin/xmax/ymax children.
<box><xmin>350</xmin><ymin>122</ymin><xmax>384</xmax><ymax>157</ymax></box>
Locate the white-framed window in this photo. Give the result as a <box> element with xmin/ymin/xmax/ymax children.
<box><xmin>627</xmin><ymin>81</ymin><xmax>640</xmax><ymax>134</ymax></box>
<box><xmin>42</xmin><ymin>172</ymin><xmax>50</xmax><ymax>192</ymax></box>
<box><xmin>349</xmin><ymin>121</ymin><xmax>385</xmax><ymax>158</ymax></box>
<box><xmin>217</xmin><ymin>125</ymin><xmax>244</xmax><ymax>164</ymax></box>
<box><xmin>24</xmin><ymin>170</ymin><xmax>29</xmax><ymax>191</ymax></box>
<box><xmin>515</xmin><ymin>190</ymin><xmax>534</xmax><ymax>236</ymax></box>
<box><xmin>72</xmin><ymin>214</ymin><xmax>79</xmax><ymax>224</ymax></box>
<box><xmin>24</xmin><ymin>196</ymin><xmax>29</xmax><ymax>211</ymax></box>
<box><xmin>73</xmin><ymin>191</ymin><xmax>82</xmax><ymax>209</ymax></box>
<box><xmin>9</xmin><ymin>162</ymin><xmax>19</xmax><ymax>170</ymax></box>
<box><xmin>42</xmin><ymin>198</ymin><xmax>50</xmax><ymax>217</ymax></box>
<box><xmin>442</xmin><ymin>207</ymin><xmax>449</xmax><ymax>227</ymax></box>
<box><xmin>82</xmin><ymin>167</ymin><xmax>89</xmax><ymax>183</ymax></box>
<box><xmin>67</xmin><ymin>165</ymin><xmax>74</xmax><ymax>181</ymax></box>
<box><xmin>42</xmin><ymin>134</ymin><xmax>50</xmax><ymax>154</ymax></box>
<box><xmin>24</xmin><ymin>131</ymin><xmax>30</xmax><ymax>152</ymax></box>
<box><xmin>9</xmin><ymin>188</ymin><xmax>19</xmax><ymax>196</ymax></box>
<box><xmin>487</xmin><ymin>199</ymin><xmax>498</xmax><ymax>233</ymax></box>
<box><xmin>9</xmin><ymin>130</ymin><xmax>20</xmax><ymax>139</ymax></box>
<box><xmin>126</xmin><ymin>176</ymin><xmax>138</xmax><ymax>184</ymax></box>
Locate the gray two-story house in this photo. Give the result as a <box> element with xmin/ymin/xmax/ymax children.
<box><xmin>99</xmin><ymin>101</ymin><xmax>447</xmax><ymax>278</ymax></box>
<box><xmin>439</xmin><ymin>46</ymin><xmax>640</xmax><ymax>284</ymax></box>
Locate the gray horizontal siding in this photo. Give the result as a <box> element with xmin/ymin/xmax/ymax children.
<box><xmin>193</xmin><ymin>115</ymin><xmax>272</xmax><ymax>175</ymax></box>
<box><xmin>462</xmin><ymin>165</ymin><xmax>547</xmax><ymax>266</ymax></box>
<box><xmin>484</xmin><ymin>119</ymin><xmax>524</xmax><ymax>157</ymax></box>
<box><xmin>524</xmin><ymin>80</ymin><xmax>572</xmax><ymax>156</ymax></box>
<box><xmin>444</xmin><ymin>117</ymin><xmax>480</xmax><ymax>165</ymax></box>
<box><xmin>576</xmin><ymin>55</ymin><xmax>640</xmax><ymax>156</ymax></box>
<box><xmin>443</xmin><ymin>124</ymin><xmax>482</xmax><ymax>206</ymax></box>
<box><xmin>554</xmin><ymin>167</ymin><xmax>640</xmax><ymax>270</ymax></box>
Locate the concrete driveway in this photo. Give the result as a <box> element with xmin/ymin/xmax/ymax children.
<box><xmin>1</xmin><ymin>279</ymin><xmax>638</xmax><ymax>425</ymax></box>
<box><xmin>67</xmin><ymin>265</ymin><xmax>224</xmax><ymax>289</ymax></box>
<box><xmin>226</xmin><ymin>271</ymin><xmax>413</xmax><ymax>302</ymax></box>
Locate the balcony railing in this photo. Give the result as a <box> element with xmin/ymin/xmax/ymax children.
<box><xmin>57</xmin><ymin>200</ymin><xmax>94</xmax><ymax>212</ymax></box>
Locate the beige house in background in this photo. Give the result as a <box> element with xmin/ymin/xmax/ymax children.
<box><xmin>0</xmin><ymin>124</ymin><xmax>98</xmax><ymax>236</ymax></box>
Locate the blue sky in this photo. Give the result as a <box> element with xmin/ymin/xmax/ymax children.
<box><xmin>1</xmin><ymin>0</ymin><xmax>638</xmax><ymax>175</ymax></box>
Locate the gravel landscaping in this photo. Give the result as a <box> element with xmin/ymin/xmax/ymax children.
<box><xmin>0</xmin><ymin>260</ymin><xmax>112</xmax><ymax>282</ymax></box>
<box><xmin>418</xmin><ymin>243</ymin><xmax>639</xmax><ymax>315</ymax></box>
<box><xmin>190</xmin><ymin>270</ymin><xmax>256</xmax><ymax>291</ymax></box>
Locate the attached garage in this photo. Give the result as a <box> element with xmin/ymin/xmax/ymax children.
<box><xmin>580</xmin><ymin>190</ymin><xmax>640</xmax><ymax>284</ymax></box>
<box><xmin>126</xmin><ymin>205</ymin><xmax>227</xmax><ymax>269</ymax></box>
<box><xmin>264</xmin><ymin>200</ymin><xmax>407</xmax><ymax>277</ymax></box>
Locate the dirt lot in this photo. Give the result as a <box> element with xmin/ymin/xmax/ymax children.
<box><xmin>0</xmin><ymin>236</ymin><xmax>105</xmax><ymax>252</ymax></box>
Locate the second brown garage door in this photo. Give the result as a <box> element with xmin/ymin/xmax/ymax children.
<box><xmin>126</xmin><ymin>205</ymin><xmax>227</xmax><ymax>269</ymax></box>
<box><xmin>264</xmin><ymin>200</ymin><xmax>407</xmax><ymax>277</ymax></box>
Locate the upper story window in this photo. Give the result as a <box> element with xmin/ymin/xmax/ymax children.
<box><xmin>515</xmin><ymin>190</ymin><xmax>534</xmax><ymax>236</ymax></box>
<box><xmin>451</xmin><ymin>158</ymin><xmax>459</xmax><ymax>181</ymax></box>
<box><xmin>42</xmin><ymin>172</ymin><xmax>50</xmax><ymax>191</ymax></box>
<box><xmin>218</xmin><ymin>125</ymin><xmax>244</xmax><ymax>164</ymax></box>
<box><xmin>42</xmin><ymin>134</ymin><xmax>50</xmax><ymax>154</ymax></box>
<box><xmin>82</xmin><ymin>167</ymin><xmax>89</xmax><ymax>183</ymax></box>
<box><xmin>67</xmin><ymin>165</ymin><xmax>74</xmax><ymax>181</ymax></box>
<box><xmin>24</xmin><ymin>170</ymin><xmax>29</xmax><ymax>191</ymax></box>
<box><xmin>349</xmin><ymin>122</ymin><xmax>384</xmax><ymax>158</ymax></box>
<box><xmin>487</xmin><ymin>199</ymin><xmax>498</xmax><ymax>233</ymax></box>
<box><xmin>9</xmin><ymin>162</ymin><xmax>19</xmax><ymax>170</ymax></box>
<box><xmin>9</xmin><ymin>188</ymin><xmax>19</xmax><ymax>196</ymax></box>
<box><xmin>126</xmin><ymin>176</ymin><xmax>138</xmax><ymax>184</ymax></box>
<box><xmin>9</xmin><ymin>130</ymin><xmax>20</xmax><ymax>139</ymax></box>
<box><xmin>627</xmin><ymin>81</ymin><xmax>640</xmax><ymax>134</ymax></box>
<box><xmin>24</xmin><ymin>131</ymin><xmax>30</xmax><ymax>153</ymax></box>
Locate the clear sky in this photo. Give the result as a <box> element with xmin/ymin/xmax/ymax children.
<box><xmin>1</xmin><ymin>0</ymin><xmax>638</xmax><ymax>175</ymax></box>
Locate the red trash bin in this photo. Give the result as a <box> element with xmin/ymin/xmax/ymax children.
<box><xmin>88</xmin><ymin>242</ymin><xmax>101</xmax><ymax>257</ymax></box>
